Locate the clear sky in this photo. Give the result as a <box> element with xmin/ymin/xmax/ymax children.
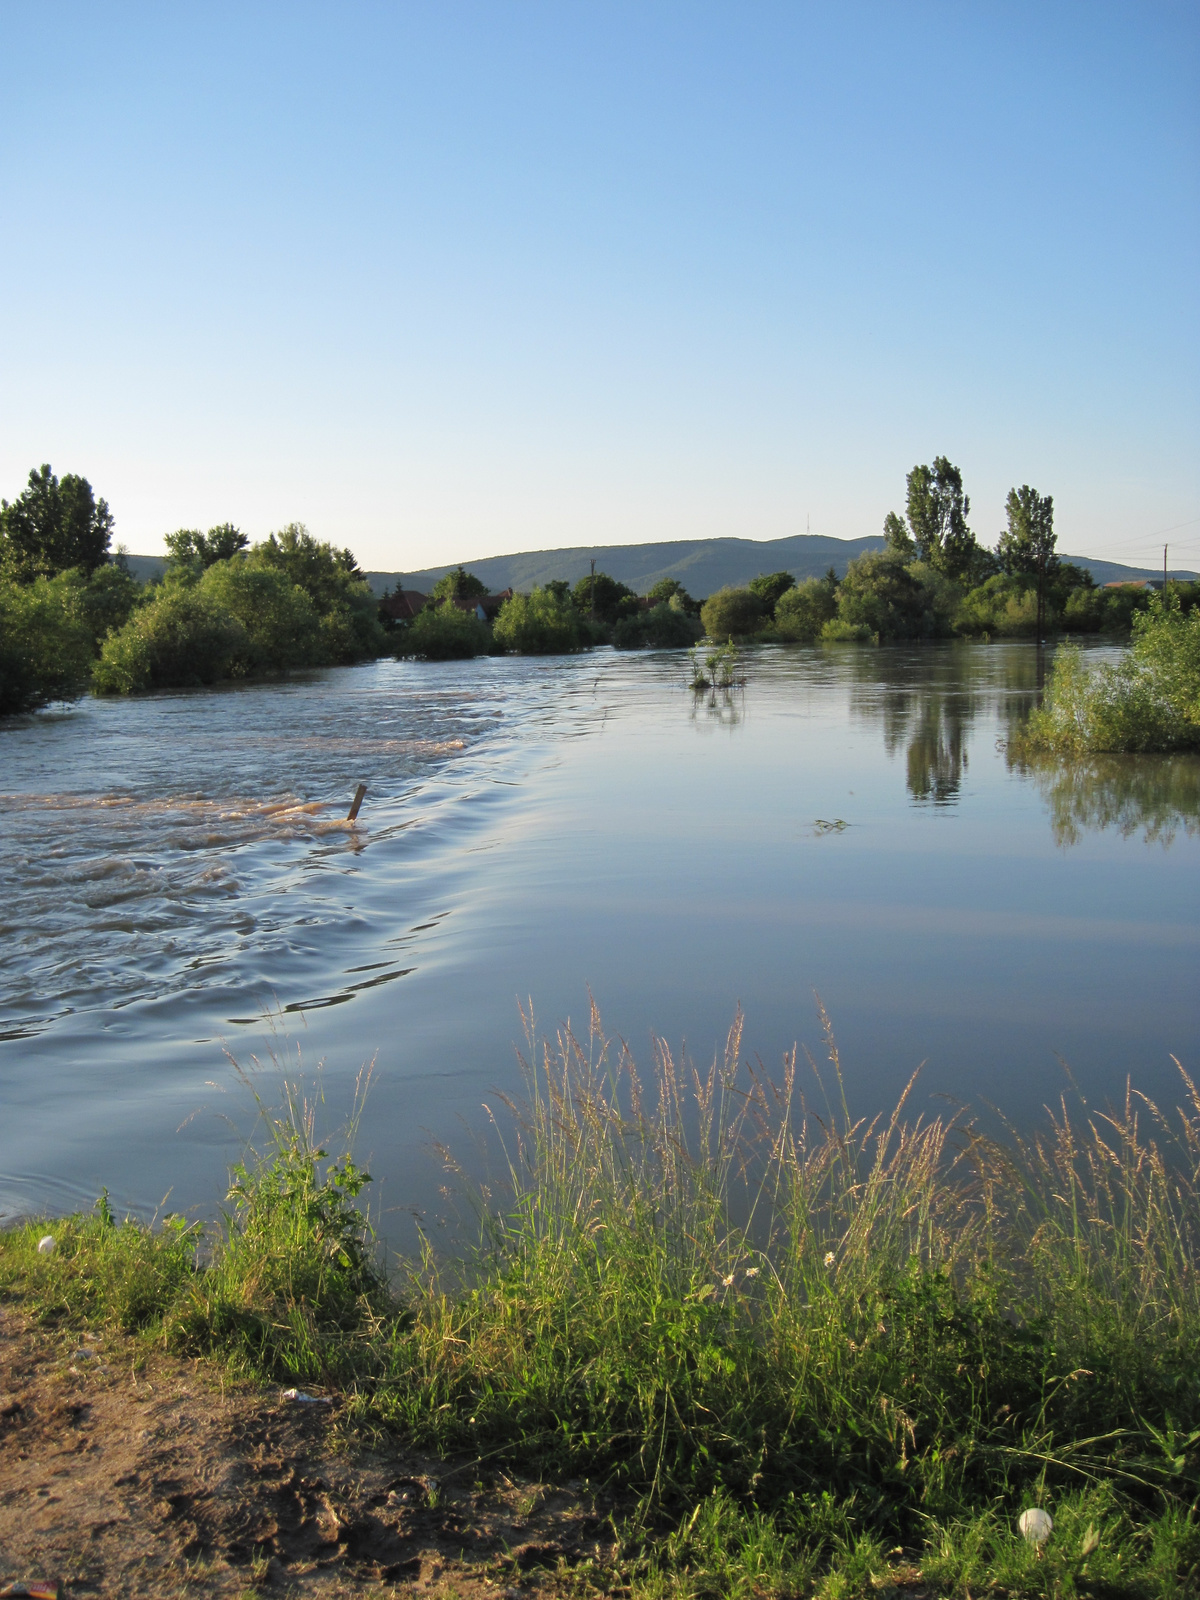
<box><xmin>2</xmin><ymin>1</ymin><xmax>1197</xmax><ymax>571</ymax></box>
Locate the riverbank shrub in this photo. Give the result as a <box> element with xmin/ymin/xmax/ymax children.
<box><xmin>396</xmin><ymin>600</ymin><xmax>492</xmax><ymax>660</ymax></box>
<box><xmin>774</xmin><ymin>574</ymin><xmax>838</xmax><ymax>640</ymax></box>
<box><xmin>700</xmin><ymin>587</ymin><xmax>764</xmax><ymax>640</ymax></box>
<box><xmin>198</xmin><ymin>559</ymin><xmax>321</xmax><ymax>672</ymax></box>
<box><xmin>834</xmin><ymin>550</ymin><xmax>940</xmax><ymax>639</ymax></box>
<box><xmin>1020</xmin><ymin>597</ymin><xmax>1200</xmax><ymax>754</ymax></box>
<box><xmin>250</xmin><ymin>523</ymin><xmax>385</xmax><ymax>663</ymax></box>
<box><xmin>493</xmin><ymin>585</ymin><xmax>587</xmax><ymax>653</ymax></box>
<box><xmin>613</xmin><ymin>601</ymin><xmax>702</xmax><ymax>650</ymax></box>
<box><xmin>0</xmin><ymin>572</ymin><xmax>95</xmax><ymax>713</ymax></box>
<box><xmin>92</xmin><ymin>584</ymin><xmax>250</xmax><ymax>692</ymax></box>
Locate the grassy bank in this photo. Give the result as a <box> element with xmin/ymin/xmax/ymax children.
<box><xmin>3</xmin><ymin>1013</ymin><xmax>1198</xmax><ymax>1597</ymax></box>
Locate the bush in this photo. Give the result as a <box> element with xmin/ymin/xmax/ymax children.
<box><xmin>395</xmin><ymin>600</ymin><xmax>492</xmax><ymax>660</ymax></box>
<box><xmin>957</xmin><ymin>573</ymin><xmax>1041</xmax><ymax>636</ymax></box>
<box><xmin>198</xmin><ymin>559</ymin><xmax>321</xmax><ymax>671</ymax></box>
<box><xmin>613</xmin><ymin>601</ymin><xmax>702</xmax><ymax>650</ymax></box>
<box><xmin>748</xmin><ymin>571</ymin><xmax>795</xmax><ymax>612</ymax></box>
<box><xmin>572</xmin><ymin>570</ymin><xmax>636</xmax><ymax>625</ymax></box>
<box><xmin>774</xmin><ymin>575</ymin><xmax>838</xmax><ymax>640</ymax></box>
<box><xmin>836</xmin><ymin>550</ymin><xmax>939</xmax><ymax>640</ymax></box>
<box><xmin>820</xmin><ymin>616</ymin><xmax>874</xmax><ymax>642</ymax></box>
<box><xmin>78</xmin><ymin>560</ymin><xmax>142</xmax><ymax>648</ymax></box>
<box><xmin>700</xmin><ymin>586</ymin><xmax>765</xmax><ymax>639</ymax></box>
<box><xmin>250</xmin><ymin>523</ymin><xmax>385</xmax><ymax>663</ymax></box>
<box><xmin>1021</xmin><ymin>597</ymin><xmax>1200</xmax><ymax>754</ymax></box>
<box><xmin>0</xmin><ymin>572</ymin><xmax>95</xmax><ymax>714</ymax></box>
<box><xmin>92</xmin><ymin>583</ymin><xmax>249</xmax><ymax>693</ymax></box>
<box><xmin>493</xmin><ymin>586</ymin><xmax>587</xmax><ymax>653</ymax></box>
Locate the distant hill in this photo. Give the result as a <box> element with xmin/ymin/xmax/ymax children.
<box><xmin>120</xmin><ymin>539</ymin><xmax>1196</xmax><ymax>600</ymax></box>
<box><xmin>364</xmin><ymin>534</ymin><xmax>886</xmax><ymax>598</ymax></box>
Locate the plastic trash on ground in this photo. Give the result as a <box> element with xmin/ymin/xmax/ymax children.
<box><xmin>36</xmin><ymin>1236</ymin><xmax>55</xmax><ymax>1254</ymax></box>
<box><xmin>0</xmin><ymin>1582</ymin><xmax>60</xmax><ymax>1598</ymax></box>
<box><xmin>1018</xmin><ymin>1508</ymin><xmax>1053</xmax><ymax>1546</ymax></box>
<box><xmin>280</xmin><ymin>1388</ymin><xmax>332</xmax><ymax>1405</ymax></box>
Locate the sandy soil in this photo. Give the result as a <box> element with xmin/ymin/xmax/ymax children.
<box><xmin>0</xmin><ymin>1310</ymin><xmax>616</xmax><ymax>1599</ymax></box>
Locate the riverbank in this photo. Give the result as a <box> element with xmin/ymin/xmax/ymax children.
<box><xmin>3</xmin><ymin>1016</ymin><xmax>1198</xmax><ymax>1599</ymax></box>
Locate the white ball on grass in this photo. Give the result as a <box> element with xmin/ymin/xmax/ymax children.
<box><xmin>1018</xmin><ymin>1508</ymin><xmax>1053</xmax><ymax>1546</ymax></box>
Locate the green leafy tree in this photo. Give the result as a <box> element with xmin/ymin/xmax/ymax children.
<box><xmin>836</xmin><ymin>550</ymin><xmax>936</xmax><ymax>640</ymax></box>
<box><xmin>572</xmin><ymin>570</ymin><xmax>636</xmax><ymax>624</ymax></box>
<box><xmin>493</xmin><ymin>586</ymin><xmax>586</xmax><ymax>653</ymax></box>
<box><xmin>0</xmin><ymin>464</ymin><xmax>114</xmax><ymax>579</ymax></box>
<box><xmin>699</xmin><ymin>587</ymin><xmax>764</xmax><ymax>640</ymax></box>
<box><xmin>0</xmin><ymin>572</ymin><xmax>95</xmax><ymax>714</ymax></box>
<box><xmin>748</xmin><ymin>571</ymin><xmax>796</xmax><ymax>613</ymax></box>
<box><xmin>882</xmin><ymin>510</ymin><xmax>914</xmax><ymax>558</ymax></box>
<box><xmin>396</xmin><ymin>601</ymin><xmax>491</xmax><ymax>660</ymax></box>
<box><xmin>883</xmin><ymin>457</ymin><xmax>983</xmax><ymax>582</ymax></box>
<box><xmin>251</xmin><ymin>524</ymin><xmax>383</xmax><ymax>662</ymax></box>
<box><xmin>431</xmin><ymin>565</ymin><xmax>487</xmax><ymax>603</ymax></box>
<box><xmin>78</xmin><ymin>562</ymin><xmax>141</xmax><ymax>648</ymax></box>
<box><xmin>774</xmin><ymin>574</ymin><xmax>838</xmax><ymax>640</ymax></box>
<box><xmin>198</xmin><ymin>560</ymin><xmax>320</xmax><ymax>672</ymax></box>
<box><xmin>164</xmin><ymin>523</ymin><xmax>249</xmax><ymax>570</ymax></box>
<box><xmin>997</xmin><ymin>485</ymin><xmax>1056</xmax><ymax>636</ymax></box>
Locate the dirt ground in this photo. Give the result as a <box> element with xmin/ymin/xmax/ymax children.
<box><xmin>0</xmin><ymin>1309</ymin><xmax>618</xmax><ymax>1599</ymax></box>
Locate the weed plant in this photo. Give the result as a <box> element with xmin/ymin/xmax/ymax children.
<box><xmin>2</xmin><ymin>1009</ymin><xmax>1198</xmax><ymax>1595</ymax></box>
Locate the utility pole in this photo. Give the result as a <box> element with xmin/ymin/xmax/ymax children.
<box><xmin>1164</xmin><ymin>543</ymin><xmax>1169</xmax><ymax>598</ymax></box>
<box><xmin>589</xmin><ymin>557</ymin><xmax>596</xmax><ymax>620</ymax></box>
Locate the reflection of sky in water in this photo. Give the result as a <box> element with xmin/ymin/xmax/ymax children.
<box><xmin>0</xmin><ymin>643</ymin><xmax>1196</xmax><ymax>1236</ymax></box>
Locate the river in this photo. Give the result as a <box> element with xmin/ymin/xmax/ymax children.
<box><xmin>2</xmin><ymin>642</ymin><xmax>1197</xmax><ymax>1240</ymax></box>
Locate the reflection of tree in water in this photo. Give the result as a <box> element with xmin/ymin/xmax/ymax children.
<box><xmin>905</xmin><ymin>700</ymin><xmax>970</xmax><ymax>803</ymax></box>
<box><xmin>1012</xmin><ymin>753</ymin><xmax>1200</xmax><ymax>848</ymax></box>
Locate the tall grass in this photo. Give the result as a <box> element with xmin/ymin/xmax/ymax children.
<box><xmin>3</xmin><ymin>1008</ymin><xmax>1198</xmax><ymax>1593</ymax></box>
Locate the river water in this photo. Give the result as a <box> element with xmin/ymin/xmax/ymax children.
<box><xmin>2</xmin><ymin>643</ymin><xmax>1197</xmax><ymax>1237</ymax></box>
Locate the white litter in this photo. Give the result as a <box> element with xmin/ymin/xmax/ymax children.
<box><xmin>280</xmin><ymin>1388</ymin><xmax>332</xmax><ymax>1405</ymax></box>
<box><xmin>1018</xmin><ymin>1508</ymin><xmax>1053</xmax><ymax>1546</ymax></box>
<box><xmin>37</xmin><ymin>1235</ymin><xmax>55</xmax><ymax>1254</ymax></box>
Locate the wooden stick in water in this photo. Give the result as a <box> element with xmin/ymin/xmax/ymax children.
<box><xmin>347</xmin><ymin>783</ymin><xmax>367</xmax><ymax>822</ymax></box>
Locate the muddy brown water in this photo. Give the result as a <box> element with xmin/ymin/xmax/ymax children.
<box><xmin>1</xmin><ymin>644</ymin><xmax>1197</xmax><ymax>1244</ymax></box>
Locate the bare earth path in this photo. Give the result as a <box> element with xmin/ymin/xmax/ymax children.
<box><xmin>0</xmin><ymin>1311</ymin><xmax>615</xmax><ymax>1599</ymax></box>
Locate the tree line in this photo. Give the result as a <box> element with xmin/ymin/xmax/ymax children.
<box><xmin>3</xmin><ymin>456</ymin><xmax>1191</xmax><ymax>712</ymax></box>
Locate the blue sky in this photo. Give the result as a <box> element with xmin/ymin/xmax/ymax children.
<box><xmin>1</xmin><ymin>2</ymin><xmax>1197</xmax><ymax>571</ymax></box>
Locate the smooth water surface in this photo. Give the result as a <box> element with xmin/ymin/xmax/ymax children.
<box><xmin>2</xmin><ymin>644</ymin><xmax>1197</xmax><ymax>1233</ymax></box>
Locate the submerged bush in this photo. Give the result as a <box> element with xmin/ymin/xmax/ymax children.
<box><xmin>613</xmin><ymin>601</ymin><xmax>702</xmax><ymax>650</ymax></box>
<box><xmin>198</xmin><ymin>558</ymin><xmax>321</xmax><ymax>672</ymax></box>
<box><xmin>1022</xmin><ymin>597</ymin><xmax>1200</xmax><ymax>754</ymax></box>
<box><xmin>0</xmin><ymin>571</ymin><xmax>95</xmax><ymax>714</ymax></box>
<box><xmin>396</xmin><ymin>600</ymin><xmax>492</xmax><ymax>660</ymax></box>
<box><xmin>774</xmin><ymin>575</ymin><xmax>838</xmax><ymax>641</ymax></box>
<box><xmin>835</xmin><ymin>549</ymin><xmax>939</xmax><ymax>640</ymax></box>
<box><xmin>92</xmin><ymin>583</ymin><xmax>249</xmax><ymax>692</ymax></box>
<box><xmin>700</xmin><ymin>586</ymin><xmax>764</xmax><ymax>640</ymax></box>
<box><xmin>493</xmin><ymin>585</ymin><xmax>586</xmax><ymax>653</ymax></box>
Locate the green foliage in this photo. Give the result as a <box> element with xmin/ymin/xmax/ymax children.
<box><xmin>396</xmin><ymin>600</ymin><xmax>492</xmax><ymax>660</ymax></box>
<box><xmin>77</xmin><ymin>560</ymin><xmax>141</xmax><ymax>648</ymax></box>
<box><xmin>431</xmin><ymin>565</ymin><xmax>487</xmax><ymax>603</ymax></box>
<box><xmin>690</xmin><ymin>638</ymin><xmax>740</xmax><ymax>687</ymax></box>
<box><xmin>573</xmin><ymin>570</ymin><xmax>637</xmax><ymax>624</ymax></box>
<box><xmin>0</xmin><ymin>463</ymin><xmax>114</xmax><ymax>579</ymax></box>
<box><xmin>700</xmin><ymin>587</ymin><xmax>765</xmax><ymax>640</ymax></box>
<box><xmin>1021</xmin><ymin>597</ymin><xmax>1200</xmax><ymax>754</ymax></box>
<box><xmin>997</xmin><ymin>484</ymin><xmax>1056</xmax><ymax>580</ymax></box>
<box><xmin>0</xmin><ymin>571</ymin><xmax>95</xmax><ymax>714</ymax></box>
<box><xmin>882</xmin><ymin>509</ymin><xmax>914</xmax><ymax>558</ymax></box>
<box><xmin>748</xmin><ymin>571</ymin><xmax>796</xmax><ymax>613</ymax></box>
<box><xmin>92</xmin><ymin>581</ymin><xmax>249</xmax><ymax>692</ymax></box>
<box><xmin>493</xmin><ymin>585</ymin><xmax>587</xmax><ymax>653</ymax></box>
<box><xmin>835</xmin><ymin>550</ymin><xmax>938</xmax><ymax>640</ymax></box>
<box><xmin>774</xmin><ymin>574</ymin><xmax>838</xmax><ymax>641</ymax></box>
<box><xmin>902</xmin><ymin>456</ymin><xmax>984</xmax><ymax>581</ymax></box>
<box><xmin>251</xmin><ymin>523</ymin><xmax>384</xmax><ymax>663</ymax></box>
<box><xmin>198</xmin><ymin>559</ymin><xmax>320</xmax><ymax>672</ymax></box>
<box><xmin>613</xmin><ymin>602</ymin><xmax>702</xmax><ymax>650</ymax></box>
<box><xmin>646</xmin><ymin>577</ymin><xmax>699</xmax><ymax>614</ymax></box>
<box><xmin>164</xmin><ymin>523</ymin><xmax>249</xmax><ymax>571</ymax></box>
